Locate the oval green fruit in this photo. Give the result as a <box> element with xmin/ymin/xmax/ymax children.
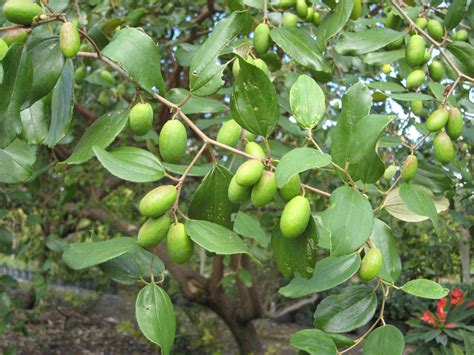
<box><xmin>129</xmin><ymin>102</ymin><xmax>153</xmax><ymax>136</ymax></box>
<box><xmin>3</xmin><ymin>0</ymin><xmax>42</xmax><ymax>25</ymax></box>
<box><xmin>59</xmin><ymin>22</ymin><xmax>81</xmax><ymax>58</ymax></box>
<box><xmin>253</xmin><ymin>58</ymin><xmax>270</xmax><ymax>76</ymax></box>
<box><xmin>415</xmin><ymin>17</ymin><xmax>427</xmax><ymax>29</ymax></box>
<box><xmin>312</xmin><ymin>11</ymin><xmax>321</xmax><ymax>26</ymax></box>
<box><xmin>411</xmin><ymin>100</ymin><xmax>423</xmax><ymax>116</ymax></box>
<box><xmin>139</xmin><ymin>185</ymin><xmax>178</xmax><ymax>218</ymax></box>
<box><xmin>423</xmin><ymin>50</ymin><xmax>431</xmax><ymax>64</ymax></box>
<box><xmin>304</xmin><ymin>7</ymin><xmax>314</xmax><ymax>22</ymax></box>
<box><xmin>2</xmin><ymin>28</ymin><xmax>28</xmax><ymax>46</ymax></box>
<box><xmin>251</xmin><ymin>171</ymin><xmax>277</xmax><ymax>207</ymax></box>
<box><xmin>429</xmin><ymin>60</ymin><xmax>443</xmax><ymax>82</ymax></box>
<box><xmin>453</xmin><ymin>29</ymin><xmax>468</xmax><ymax>42</ymax></box>
<box><xmin>350</xmin><ymin>0</ymin><xmax>362</xmax><ymax>20</ymax></box>
<box><xmin>235</xmin><ymin>160</ymin><xmax>264</xmax><ymax>187</ymax></box>
<box><xmin>405</xmin><ymin>35</ymin><xmax>426</xmax><ymax>67</ymax></box>
<box><xmin>217</xmin><ymin>119</ymin><xmax>241</xmax><ymax>147</ymax></box>
<box><xmin>244</xmin><ymin>142</ymin><xmax>266</xmax><ymax>158</ymax></box>
<box><xmin>100</xmin><ymin>70</ymin><xmax>115</xmax><ymax>84</ymax></box>
<box><xmin>167</xmin><ymin>223</ymin><xmax>194</xmax><ymax>264</ymax></box>
<box><xmin>0</xmin><ymin>39</ymin><xmax>8</xmax><ymax>61</ymax></box>
<box><xmin>278</xmin><ymin>174</ymin><xmax>301</xmax><ymax>201</ymax></box>
<box><xmin>382</xmin><ymin>64</ymin><xmax>391</xmax><ymax>74</ymax></box>
<box><xmin>383</xmin><ymin>165</ymin><xmax>397</xmax><ymax>180</ymax></box>
<box><xmin>386</xmin><ymin>36</ymin><xmax>404</xmax><ymax>50</ymax></box>
<box><xmin>433</xmin><ymin>131</ymin><xmax>455</xmax><ymax>165</ymax></box>
<box><xmin>74</xmin><ymin>65</ymin><xmax>87</xmax><ymax>85</ymax></box>
<box><xmin>283</xmin><ymin>13</ymin><xmax>299</xmax><ymax>27</ymax></box>
<box><xmin>446</xmin><ymin>108</ymin><xmax>463</xmax><ymax>140</ymax></box>
<box><xmin>406</xmin><ymin>69</ymin><xmax>426</xmax><ymax>90</ymax></box>
<box><xmin>117</xmin><ymin>83</ymin><xmax>126</xmax><ymax>96</ymax></box>
<box><xmin>159</xmin><ymin>120</ymin><xmax>187</xmax><ymax>163</ymax></box>
<box><xmin>401</xmin><ymin>155</ymin><xmax>418</xmax><ymax>181</ymax></box>
<box><xmin>244</xmin><ymin>130</ymin><xmax>256</xmax><ymax>142</ymax></box>
<box><xmin>232</xmin><ymin>59</ymin><xmax>240</xmax><ymax>77</ymax></box>
<box><xmin>137</xmin><ymin>215</ymin><xmax>171</xmax><ymax>248</ymax></box>
<box><xmin>278</xmin><ymin>0</ymin><xmax>296</xmax><ymax>8</ymax></box>
<box><xmin>427</xmin><ymin>19</ymin><xmax>444</xmax><ymax>42</ymax></box>
<box><xmin>385</xmin><ymin>11</ymin><xmax>401</xmax><ymax>29</ymax></box>
<box><xmin>359</xmin><ymin>247</ymin><xmax>383</xmax><ymax>281</ymax></box>
<box><xmin>280</xmin><ymin>196</ymin><xmax>311</xmax><ymax>238</ymax></box>
<box><xmin>98</xmin><ymin>90</ymin><xmax>109</xmax><ymax>106</ymax></box>
<box><xmin>253</xmin><ymin>23</ymin><xmax>271</xmax><ymax>56</ymax></box>
<box><xmin>228</xmin><ymin>176</ymin><xmax>251</xmax><ymax>204</ymax></box>
<box><xmin>426</xmin><ymin>108</ymin><xmax>448</xmax><ymax>132</ymax></box>
<box><xmin>296</xmin><ymin>0</ymin><xmax>308</xmax><ymax>19</ymax></box>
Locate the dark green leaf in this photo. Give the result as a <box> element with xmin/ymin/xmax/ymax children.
<box><xmin>20</xmin><ymin>99</ymin><xmax>48</xmax><ymax>145</ymax></box>
<box><xmin>401</xmin><ymin>279</ymin><xmax>449</xmax><ymax>299</ymax></box>
<box><xmin>371</xmin><ymin>219</ymin><xmax>402</xmax><ymax>283</ymax></box>
<box><xmin>290</xmin><ymin>329</ymin><xmax>337</xmax><ymax>355</ymax></box>
<box><xmin>233</xmin><ymin>211</ymin><xmax>270</xmax><ymax>247</ymax></box>
<box><xmin>399</xmin><ymin>183</ymin><xmax>439</xmax><ymax>227</ymax></box>
<box><xmin>363</xmin><ymin>49</ymin><xmax>405</xmax><ymax>65</ymax></box>
<box><xmin>336</xmin><ymin>28</ymin><xmax>405</xmax><ymax>55</ymax></box>
<box><xmin>444</xmin><ymin>0</ymin><xmax>467</xmax><ymax>30</ymax></box>
<box><xmin>368</xmin><ymin>82</ymin><xmax>406</xmax><ymax>93</ymax></box>
<box><xmin>290</xmin><ymin>75</ymin><xmax>325</xmax><ymax>129</ymax></box>
<box><xmin>363</xmin><ymin>325</ymin><xmax>405</xmax><ymax>355</ymax></box>
<box><xmin>0</xmin><ymin>139</ymin><xmax>37</xmax><ymax>183</ymax></box>
<box><xmin>446</xmin><ymin>41</ymin><xmax>474</xmax><ymax>77</ymax></box>
<box><xmin>167</xmin><ymin>88</ymin><xmax>226</xmax><ymax>115</ymax></box>
<box><xmin>388</xmin><ymin>93</ymin><xmax>433</xmax><ymax>101</ymax></box>
<box><xmin>316</xmin><ymin>0</ymin><xmax>354</xmax><ymax>47</ymax></box>
<box><xmin>163</xmin><ymin>162</ymin><xmax>212</xmax><ymax>177</ymax></box>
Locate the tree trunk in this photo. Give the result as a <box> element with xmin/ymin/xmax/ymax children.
<box><xmin>223</xmin><ymin>318</ymin><xmax>262</xmax><ymax>355</ymax></box>
<box><xmin>459</xmin><ymin>227</ymin><xmax>471</xmax><ymax>283</ymax></box>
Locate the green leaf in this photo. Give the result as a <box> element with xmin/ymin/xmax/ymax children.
<box><xmin>290</xmin><ymin>329</ymin><xmax>337</xmax><ymax>355</ymax></box>
<box><xmin>230</xmin><ymin>57</ymin><xmax>279</xmax><ymax>137</ymax></box>
<box><xmin>371</xmin><ymin>219</ymin><xmax>402</xmax><ymax>283</ymax></box>
<box><xmin>163</xmin><ymin>162</ymin><xmax>212</xmax><ymax>177</ymax></box>
<box><xmin>20</xmin><ymin>99</ymin><xmax>48</xmax><ymax>145</ymax></box>
<box><xmin>444</xmin><ymin>0</ymin><xmax>467</xmax><ymax>30</ymax></box>
<box><xmin>321</xmin><ymin>186</ymin><xmax>374</xmax><ymax>256</ymax></box>
<box><xmin>93</xmin><ymin>146</ymin><xmax>164</xmax><ymax>183</ymax></box>
<box><xmin>44</xmin><ymin>59</ymin><xmax>74</xmax><ymax>147</ymax></box>
<box><xmin>64</xmin><ymin>109</ymin><xmax>129</xmax><ymax>164</ymax></box>
<box><xmin>0</xmin><ymin>44</ymin><xmax>33</xmax><ymax>148</ymax></box>
<box><xmin>269</xmin><ymin>27</ymin><xmax>331</xmax><ymax>73</ymax></box>
<box><xmin>413</xmin><ymin>160</ymin><xmax>454</xmax><ymax>194</ymax></box>
<box><xmin>363</xmin><ymin>325</ymin><xmax>405</xmax><ymax>355</ymax></box>
<box><xmin>336</xmin><ymin>28</ymin><xmax>405</xmax><ymax>55</ymax></box>
<box><xmin>135</xmin><ymin>284</ymin><xmax>175</xmax><ymax>355</ymax></box>
<box><xmin>63</xmin><ymin>237</ymin><xmax>138</xmax><ymax>270</ymax></box>
<box><xmin>290</xmin><ymin>75</ymin><xmax>325</xmax><ymax>129</ymax></box>
<box><xmin>316</xmin><ymin>0</ymin><xmax>354</xmax><ymax>47</ymax></box>
<box><xmin>368</xmin><ymin>82</ymin><xmax>406</xmax><ymax>93</ymax></box>
<box><xmin>446</xmin><ymin>41</ymin><xmax>474</xmax><ymax>77</ymax></box>
<box><xmin>0</xmin><ymin>139</ymin><xmax>37</xmax><ymax>184</ymax></box>
<box><xmin>103</xmin><ymin>28</ymin><xmax>165</xmax><ymax>95</ymax></box>
<box><xmin>233</xmin><ymin>211</ymin><xmax>270</xmax><ymax>247</ymax></box>
<box><xmin>184</xmin><ymin>219</ymin><xmax>249</xmax><ymax>255</ymax></box>
<box><xmin>166</xmin><ymin>88</ymin><xmax>226</xmax><ymax>115</ymax></box>
<box><xmin>363</xmin><ymin>49</ymin><xmax>405</xmax><ymax>65</ymax></box>
<box><xmin>429</xmin><ymin>81</ymin><xmax>457</xmax><ymax>106</ymax></box>
<box><xmin>314</xmin><ymin>285</ymin><xmax>377</xmax><ymax>333</ymax></box>
<box><xmin>388</xmin><ymin>93</ymin><xmax>433</xmax><ymax>101</ymax></box>
<box><xmin>279</xmin><ymin>253</ymin><xmax>361</xmax><ymax>298</ymax></box>
<box><xmin>401</xmin><ymin>279</ymin><xmax>449</xmax><ymax>299</ymax></box>
<box><xmin>275</xmin><ymin>148</ymin><xmax>331</xmax><ymax>187</ymax></box>
<box><xmin>399</xmin><ymin>183</ymin><xmax>439</xmax><ymax>227</ymax></box>
<box><xmin>188</xmin><ymin>165</ymin><xmax>239</xmax><ymax>229</ymax></box>
<box><xmin>190</xmin><ymin>11</ymin><xmax>249</xmax><ymax>96</ymax></box>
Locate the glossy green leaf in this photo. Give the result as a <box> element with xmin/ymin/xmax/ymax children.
<box><xmin>371</xmin><ymin>219</ymin><xmax>402</xmax><ymax>283</ymax></box>
<box><xmin>167</xmin><ymin>88</ymin><xmax>226</xmax><ymax>114</ymax></box>
<box><xmin>0</xmin><ymin>139</ymin><xmax>37</xmax><ymax>183</ymax></box>
<box><xmin>368</xmin><ymin>82</ymin><xmax>406</xmax><ymax>93</ymax></box>
<box><xmin>275</xmin><ymin>148</ymin><xmax>331</xmax><ymax>187</ymax></box>
<box><xmin>363</xmin><ymin>49</ymin><xmax>405</xmax><ymax>65</ymax></box>
<box><xmin>64</xmin><ymin>109</ymin><xmax>129</xmax><ymax>164</ymax></box>
<box><xmin>336</xmin><ymin>28</ymin><xmax>405</xmax><ymax>55</ymax></box>
<box><xmin>446</xmin><ymin>41</ymin><xmax>474</xmax><ymax>77</ymax></box>
<box><xmin>136</xmin><ymin>284</ymin><xmax>175</xmax><ymax>355</ymax></box>
<box><xmin>401</xmin><ymin>279</ymin><xmax>449</xmax><ymax>299</ymax></box>
<box><xmin>93</xmin><ymin>146</ymin><xmax>164</xmax><ymax>183</ymax></box>
<box><xmin>290</xmin><ymin>329</ymin><xmax>337</xmax><ymax>355</ymax></box>
<box><xmin>316</xmin><ymin>0</ymin><xmax>354</xmax><ymax>47</ymax></box>
<box><xmin>388</xmin><ymin>93</ymin><xmax>433</xmax><ymax>101</ymax></box>
<box><xmin>290</xmin><ymin>75</ymin><xmax>325</xmax><ymax>129</ymax></box>
<box><xmin>163</xmin><ymin>162</ymin><xmax>212</xmax><ymax>177</ymax></box>
<box><xmin>444</xmin><ymin>0</ymin><xmax>467</xmax><ymax>30</ymax></box>
<box><xmin>184</xmin><ymin>219</ymin><xmax>249</xmax><ymax>255</ymax></box>
<box><xmin>363</xmin><ymin>325</ymin><xmax>405</xmax><ymax>355</ymax></box>
<box><xmin>399</xmin><ymin>183</ymin><xmax>439</xmax><ymax>227</ymax></box>
<box><xmin>413</xmin><ymin>160</ymin><xmax>454</xmax><ymax>194</ymax></box>
<box><xmin>103</xmin><ymin>28</ymin><xmax>165</xmax><ymax>95</ymax></box>
<box><xmin>20</xmin><ymin>99</ymin><xmax>48</xmax><ymax>145</ymax></box>
<box><xmin>233</xmin><ymin>211</ymin><xmax>270</xmax><ymax>247</ymax></box>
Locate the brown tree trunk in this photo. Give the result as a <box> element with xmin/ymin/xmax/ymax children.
<box><xmin>459</xmin><ymin>227</ymin><xmax>471</xmax><ymax>283</ymax></box>
<box><xmin>221</xmin><ymin>317</ymin><xmax>262</xmax><ymax>355</ymax></box>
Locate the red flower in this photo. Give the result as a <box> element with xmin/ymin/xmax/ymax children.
<box><xmin>420</xmin><ymin>310</ymin><xmax>437</xmax><ymax>327</ymax></box>
<box><xmin>436</xmin><ymin>297</ymin><xmax>448</xmax><ymax>323</ymax></box>
<box><xmin>451</xmin><ymin>288</ymin><xmax>464</xmax><ymax>305</ymax></box>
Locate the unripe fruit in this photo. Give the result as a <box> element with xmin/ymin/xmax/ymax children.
<box><xmin>350</xmin><ymin>0</ymin><xmax>362</xmax><ymax>20</ymax></box>
<box><xmin>411</xmin><ymin>100</ymin><xmax>423</xmax><ymax>116</ymax></box>
<box><xmin>382</xmin><ymin>64</ymin><xmax>391</xmax><ymax>74</ymax></box>
<box><xmin>406</xmin><ymin>69</ymin><xmax>426</xmax><ymax>90</ymax></box>
<box><xmin>283</xmin><ymin>13</ymin><xmax>299</xmax><ymax>27</ymax></box>
<box><xmin>426</xmin><ymin>108</ymin><xmax>448</xmax><ymax>132</ymax></box>
<box><xmin>244</xmin><ymin>130</ymin><xmax>256</xmax><ymax>142</ymax></box>
<box><xmin>0</xmin><ymin>39</ymin><xmax>8</xmax><ymax>61</ymax></box>
<box><xmin>278</xmin><ymin>174</ymin><xmax>301</xmax><ymax>201</ymax></box>
<box><xmin>427</xmin><ymin>19</ymin><xmax>444</xmax><ymax>42</ymax></box>
<box><xmin>117</xmin><ymin>83</ymin><xmax>126</xmax><ymax>96</ymax></box>
<box><xmin>359</xmin><ymin>247</ymin><xmax>383</xmax><ymax>281</ymax></box>
<box><xmin>277</xmin><ymin>0</ymin><xmax>296</xmax><ymax>9</ymax></box>
<box><xmin>228</xmin><ymin>176</ymin><xmax>251</xmax><ymax>204</ymax></box>
<box><xmin>127</xmin><ymin>8</ymin><xmax>146</xmax><ymax>26</ymax></box>
<box><xmin>3</xmin><ymin>0</ymin><xmax>42</xmax><ymax>25</ymax></box>
<box><xmin>74</xmin><ymin>65</ymin><xmax>87</xmax><ymax>85</ymax></box>
<box><xmin>402</xmin><ymin>155</ymin><xmax>418</xmax><ymax>181</ymax></box>
<box><xmin>253</xmin><ymin>58</ymin><xmax>270</xmax><ymax>76</ymax></box>
<box><xmin>415</xmin><ymin>17</ymin><xmax>427</xmax><ymax>29</ymax></box>
<box><xmin>423</xmin><ymin>50</ymin><xmax>431</xmax><ymax>64</ymax></box>
<box><xmin>280</xmin><ymin>196</ymin><xmax>311</xmax><ymax>238</ymax></box>
<box><xmin>137</xmin><ymin>215</ymin><xmax>171</xmax><ymax>248</ymax></box>
<box><xmin>59</xmin><ymin>22</ymin><xmax>81</xmax><ymax>58</ymax></box>
<box><xmin>304</xmin><ymin>7</ymin><xmax>314</xmax><ymax>22</ymax></box>
<box><xmin>100</xmin><ymin>70</ymin><xmax>115</xmax><ymax>84</ymax></box>
<box><xmin>429</xmin><ymin>60</ymin><xmax>443</xmax><ymax>82</ymax></box>
<box><xmin>383</xmin><ymin>165</ymin><xmax>397</xmax><ymax>180</ymax></box>
<box><xmin>405</xmin><ymin>35</ymin><xmax>426</xmax><ymax>67</ymax></box>
<box><xmin>251</xmin><ymin>171</ymin><xmax>277</xmax><ymax>207</ymax></box>
<box><xmin>217</xmin><ymin>119</ymin><xmax>241</xmax><ymax>147</ymax></box>
<box><xmin>98</xmin><ymin>90</ymin><xmax>109</xmax><ymax>106</ymax></box>
<box><xmin>453</xmin><ymin>29</ymin><xmax>468</xmax><ymax>42</ymax></box>
<box><xmin>2</xmin><ymin>28</ymin><xmax>28</xmax><ymax>46</ymax></box>
<box><xmin>129</xmin><ymin>102</ymin><xmax>153</xmax><ymax>136</ymax></box>
<box><xmin>386</xmin><ymin>36</ymin><xmax>404</xmax><ymax>50</ymax></box>
<box><xmin>385</xmin><ymin>12</ymin><xmax>401</xmax><ymax>29</ymax></box>
<box><xmin>244</xmin><ymin>142</ymin><xmax>266</xmax><ymax>159</ymax></box>
<box><xmin>446</xmin><ymin>108</ymin><xmax>463</xmax><ymax>140</ymax></box>
<box><xmin>159</xmin><ymin>120</ymin><xmax>187</xmax><ymax>163</ymax></box>
<box><xmin>167</xmin><ymin>223</ymin><xmax>193</xmax><ymax>264</ymax></box>
<box><xmin>139</xmin><ymin>185</ymin><xmax>178</xmax><ymax>218</ymax></box>
<box><xmin>232</xmin><ymin>59</ymin><xmax>240</xmax><ymax>77</ymax></box>
<box><xmin>296</xmin><ymin>0</ymin><xmax>308</xmax><ymax>19</ymax></box>
<box><xmin>253</xmin><ymin>23</ymin><xmax>271</xmax><ymax>56</ymax></box>
<box><xmin>433</xmin><ymin>131</ymin><xmax>455</xmax><ymax>165</ymax></box>
<box><xmin>235</xmin><ymin>160</ymin><xmax>264</xmax><ymax>187</ymax></box>
<box><xmin>312</xmin><ymin>11</ymin><xmax>321</xmax><ymax>26</ymax></box>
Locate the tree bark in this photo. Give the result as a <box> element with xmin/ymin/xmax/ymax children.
<box><xmin>459</xmin><ymin>227</ymin><xmax>471</xmax><ymax>283</ymax></box>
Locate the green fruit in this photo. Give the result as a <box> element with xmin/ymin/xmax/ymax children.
<box><xmin>296</xmin><ymin>0</ymin><xmax>308</xmax><ymax>19</ymax></box>
<box><xmin>244</xmin><ymin>130</ymin><xmax>256</xmax><ymax>142</ymax></box>
<box><xmin>129</xmin><ymin>102</ymin><xmax>153</xmax><ymax>136</ymax></box>
<box><xmin>429</xmin><ymin>60</ymin><xmax>443</xmax><ymax>81</ymax></box>
<box><xmin>159</xmin><ymin>120</ymin><xmax>187</xmax><ymax>163</ymax></box>
<box><xmin>244</xmin><ymin>142</ymin><xmax>266</xmax><ymax>158</ymax></box>
<box><xmin>280</xmin><ymin>196</ymin><xmax>311</xmax><ymax>238</ymax></box>
<box><xmin>304</xmin><ymin>7</ymin><xmax>314</xmax><ymax>22</ymax></box>
<box><xmin>0</xmin><ymin>39</ymin><xmax>8</xmax><ymax>61</ymax></box>
<box><xmin>3</xmin><ymin>0</ymin><xmax>42</xmax><ymax>25</ymax></box>
<box><xmin>232</xmin><ymin>59</ymin><xmax>240</xmax><ymax>77</ymax></box>
<box><xmin>127</xmin><ymin>8</ymin><xmax>146</xmax><ymax>26</ymax></box>
<box><xmin>217</xmin><ymin>119</ymin><xmax>241</xmax><ymax>147</ymax></box>
<box><xmin>74</xmin><ymin>65</ymin><xmax>87</xmax><ymax>85</ymax></box>
<box><xmin>427</xmin><ymin>19</ymin><xmax>444</xmax><ymax>42</ymax></box>
<box><xmin>251</xmin><ymin>171</ymin><xmax>277</xmax><ymax>207</ymax></box>
<box><xmin>426</xmin><ymin>108</ymin><xmax>448</xmax><ymax>132</ymax></box>
<box><xmin>100</xmin><ymin>70</ymin><xmax>115</xmax><ymax>84</ymax></box>
<box><xmin>283</xmin><ymin>13</ymin><xmax>298</xmax><ymax>27</ymax></box>
<box><xmin>167</xmin><ymin>223</ymin><xmax>193</xmax><ymax>264</ymax></box>
<box><xmin>382</xmin><ymin>64</ymin><xmax>391</xmax><ymax>74</ymax></box>
<box><xmin>401</xmin><ymin>155</ymin><xmax>418</xmax><ymax>181</ymax></box>
<box><xmin>117</xmin><ymin>83</ymin><xmax>126</xmax><ymax>96</ymax></box>
<box><xmin>446</xmin><ymin>108</ymin><xmax>463</xmax><ymax>140</ymax></box>
<box><xmin>278</xmin><ymin>174</ymin><xmax>301</xmax><ymax>201</ymax></box>
<box><xmin>59</xmin><ymin>22</ymin><xmax>81</xmax><ymax>58</ymax></box>
<box><xmin>415</xmin><ymin>17</ymin><xmax>427</xmax><ymax>29</ymax></box>
<box><xmin>228</xmin><ymin>176</ymin><xmax>251</xmax><ymax>204</ymax></box>
<box><xmin>137</xmin><ymin>215</ymin><xmax>171</xmax><ymax>248</ymax></box>
<box><xmin>2</xmin><ymin>28</ymin><xmax>28</xmax><ymax>46</ymax></box>
<box><xmin>423</xmin><ymin>50</ymin><xmax>431</xmax><ymax>64</ymax></box>
<box><xmin>433</xmin><ymin>131</ymin><xmax>455</xmax><ymax>165</ymax></box>
<box><xmin>253</xmin><ymin>23</ymin><xmax>271</xmax><ymax>56</ymax></box>
<box><xmin>411</xmin><ymin>100</ymin><xmax>423</xmax><ymax>116</ymax></box>
<box><xmin>383</xmin><ymin>165</ymin><xmax>397</xmax><ymax>180</ymax></box>
<box><xmin>405</xmin><ymin>35</ymin><xmax>426</xmax><ymax>67</ymax></box>
<box><xmin>98</xmin><ymin>90</ymin><xmax>109</xmax><ymax>105</ymax></box>
<box><xmin>246</xmin><ymin>56</ymin><xmax>255</xmax><ymax>65</ymax></box>
<box><xmin>359</xmin><ymin>247</ymin><xmax>383</xmax><ymax>281</ymax></box>
<box><xmin>406</xmin><ymin>69</ymin><xmax>426</xmax><ymax>90</ymax></box>
<box><xmin>453</xmin><ymin>29</ymin><xmax>468</xmax><ymax>42</ymax></box>
<box><xmin>386</xmin><ymin>36</ymin><xmax>404</xmax><ymax>49</ymax></box>
<box><xmin>312</xmin><ymin>11</ymin><xmax>321</xmax><ymax>26</ymax></box>
<box><xmin>278</xmin><ymin>0</ymin><xmax>296</xmax><ymax>9</ymax></box>
<box><xmin>385</xmin><ymin>12</ymin><xmax>401</xmax><ymax>29</ymax></box>
<box><xmin>253</xmin><ymin>58</ymin><xmax>270</xmax><ymax>76</ymax></box>
<box><xmin>139</xmin><ymin>185</ymin><xmax>178</xmax><ymax>218</ymax></box>
<box><xmin>350</xmin><ymin>0</ymin><xmax>362</xmax><ymax>20</ymax></box>
<box><xmin>235</xmin><ymin>160</ymin><xmax>264</xmax><ymax>187</ymax></box>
